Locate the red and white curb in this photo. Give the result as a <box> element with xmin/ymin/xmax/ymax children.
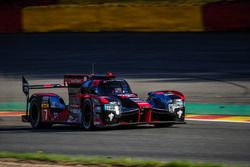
<box><xmin>186</xmin><ymin>114</ymin><xmax>250</xmax><ymax>123</ymax></box>
<box><xmin>0</xmin><ymin>111</ymin><xmax>25</xmax><ymax>116</ymax></box>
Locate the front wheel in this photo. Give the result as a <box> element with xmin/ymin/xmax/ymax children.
<box><xmin>81</xmin><ymin>99</ymin><xmax>95</xmax><ymax>130</ymax></box>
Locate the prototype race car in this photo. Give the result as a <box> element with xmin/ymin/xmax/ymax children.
<box><xmin>22</xmin><ymin>73</ymin><xmax>185</xmax><ymax>129</ymax></box>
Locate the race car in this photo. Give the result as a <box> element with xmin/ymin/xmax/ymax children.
<box><xmin>22</xmin><ymin>72</ymin><xmax>185</xmax><ymax>129</ymax></box>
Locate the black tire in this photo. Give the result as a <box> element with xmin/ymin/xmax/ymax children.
<box><xmin>154</xmin><ymin>123</ymin><xmax>173</xmax><ymax>128</ymax></box>
<box><xmin>81</xmin><ymin>99</ymin><xmax>95</xmax><ymax>130</ymax></box>
<box><xmin>29</xmin><ymin>98</ymin><xmax>52</xmax><ymax>129</ymax></box>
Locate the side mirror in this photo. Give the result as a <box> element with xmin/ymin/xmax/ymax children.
<box><xmin>147</xmin><ymin>92</ymin><xmax>152</xmax><ymax>96</ymax></box>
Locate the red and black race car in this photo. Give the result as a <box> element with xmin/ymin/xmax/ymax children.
<box><xmin>22</xmin><ymin>73</ymin><xmax>185</xmax><ymax>130</ymax></box>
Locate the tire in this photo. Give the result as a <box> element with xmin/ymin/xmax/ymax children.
<box><xmin>81</xmin><ymin>99</ymin><xmax>95</xmax><ymax>130</ymax></box>
<box><xmin>29</xmin><ymin>98</ymin><xmax>52</xmax><ymax>129</ymax></box>
<box><xmin>154</xmin><ymin>123</ymin><xmax>173</xmax><ymax>128</ymax></box>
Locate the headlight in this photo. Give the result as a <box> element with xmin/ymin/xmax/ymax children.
<box><xmin>104</xmin><ymin>102</ymin><xmax>121</xmax><ymax>115</ymax></box>
<box><xmin>174</xmin><ymin>99</ymin><xmax>185</xmax><ymax>107</ymax></box>
<box><xmin>168</xmin><ymin>99</ymin><xmax>184</xmax><ymax>113</ymax></box>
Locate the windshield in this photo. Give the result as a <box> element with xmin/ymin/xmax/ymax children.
<box><xmin>97</xmin><ymin>80</ymin><xmax>132</xmax><ymax>95</ymax></box>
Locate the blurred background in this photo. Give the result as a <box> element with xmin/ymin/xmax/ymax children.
<box><xmin>0</xmin><ymin>1</ymin><xmax>250</xmax><ymax>165</ymax></box>
<box><xmin>0</xmin><ymin>0</ymin><xmax>250</xmax><ymax>111</ymax></box>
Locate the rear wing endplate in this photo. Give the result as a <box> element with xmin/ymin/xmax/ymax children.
<box><xmin>22</xmin><ymin>76</ymin><xmax>29</xmax><ymax>96</ymax></box>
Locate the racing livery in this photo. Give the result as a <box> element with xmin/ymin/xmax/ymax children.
<box><xmin>22</xmin><ymin>73</ymin><xmax>185</xmax><ymax>129</ymax></box>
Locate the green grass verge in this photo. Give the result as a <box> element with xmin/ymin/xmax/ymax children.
<box><xmin>0</xmin><ymin>102</ymin><xmax>25</xmax><ymax>111</ymax></box>
<box><xmin>186</xmin><ymin>103</ymin><xmax>250</xmax><ymax>116</ymax></box>
<box><xmin>0</xmin><ymin>151</ymin><xmax>238</xmax><ymax>167</ymax></box>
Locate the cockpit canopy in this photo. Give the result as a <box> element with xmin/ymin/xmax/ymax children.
<box><xmin>98</xmin><ymin>80</ymin><xmax>132</xmax><ymax>95</ymax></box>
<box><xmin>82</xmin><ymin>80</ymin><xmax>132</xmax><ymax>96</ymax></box>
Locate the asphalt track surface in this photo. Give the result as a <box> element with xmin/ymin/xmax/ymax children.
<box><xmin>0</xmin><ymin>33</ymin><xmax>250</xmax><ymax>164</ymax></box>
<box><xmin>0</xmin><ymin>116</ymin><xmax>250</xmax><ymax>165</ymax></box>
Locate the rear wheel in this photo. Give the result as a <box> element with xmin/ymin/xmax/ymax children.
<box><xmin>29</xmin><ymin>99</ymin><xmax>52</xmax><ymax>129</ymax></box>
<box><xmin>81</xmin><ymin>99</ymin><xmax>95</xmax><ymax>130</ymax></box>
<box><xmin>154</xmin><ymin>123</ymin><xmax>173</xmax><ymax>128</ymax></box>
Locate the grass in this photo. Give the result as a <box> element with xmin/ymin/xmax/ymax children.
<box><xmin>0</xmin><ymin>151</ymin><xmax>242</xmax><ymax>167</ymax></box>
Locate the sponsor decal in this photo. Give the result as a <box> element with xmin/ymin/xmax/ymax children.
<box><xmin>42</xmin><ymin>96</ymin><xmax>49</xmax><ymax>100</ymax></box>
<box><xmin>118</xmin><ymin>94</ymin><xmax>135</xmax><ymax>97</ymax></box>
<box><xmin>67</xmin><ymin>115</ymin><xmax>78</xmax><ymax>122</ymax></box>
<box><xmin>42</xmin><ymin>109</ymin><xmax>49</xmax><ymax>120</ymax></box>
<box><xmin>94</xmin><ymin>106</ymin><xmax>102</xmax><ymax>113</ymax></box>
<box><xmin>41</xmin><ymin>103</ymin><xmax>49</xmax><ymax>108</ymax></box>
<box><xmin>164</xmin><ymin>93</ymin><xmax>173</xmax><ymax>96</ymax></box>
<box><xmin>108</xmin><ymin>113</ymin><xmax>114</xmax><ymax>121</ymax></box>
<box><xmin>53</xmin><ymin>112</ymin><xmax>59</xmax><ymax>119</ymax></box>
<box><xmin>23</xmin><ymin>84</ymin><xmax>29</xmax><ymax>94</ymax></box>
<box><xmin>130</xmin><ymin>98</ymin><xmax>149</xmax><ymax>106</ymax></box>
<box><xmin>104</xmin><ymin>104</ymin><xmax>120</xmax><ymax>115</ymax></box>
<box><xmin>69</xmin><ymin>104</ymin><xmax>81</xmax><ymax>114</ymax></box>
<box><xmin>70</xmin><ymin>108</ymin><xmax>80</xmax><ymax>114</ymax></box>
<box><xmin>129</xmin><ymin>98</ymin><xmax>146</xmax><ymax>103</ymax></box>
<box><xmin>177</xmin><ymin>110</ymin><xmax>183</xmax><ymax>118</ymax></box>
<box><xmin>70</xmin><ymin>104</ymin><xmax>80</xmax><ymax>108</ymax></box>
<box><xmin>69</xmin><ymin>79</ymin><xmax>83</xmax><ymax>84</ymax></box>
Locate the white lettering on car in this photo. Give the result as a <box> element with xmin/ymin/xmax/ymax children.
<box><xmin>177</xmin><ymin>110</ymin><xmax>183</xmax><ymax>118</ymax></box>
<box><xmin>108</xmin><ymin>113</ymin><xmax>114</xmax><ymax>121</ymax></box>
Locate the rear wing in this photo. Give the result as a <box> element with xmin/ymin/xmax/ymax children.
<box><xmin>22</xmin><ymin>76</ymin><xmax>66</xmax><ymax>97</ymax></box>
<box><xmin>22</xmin><ymin>72</ymin><xmax>116</xmax><ymax>96</ymax></box>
